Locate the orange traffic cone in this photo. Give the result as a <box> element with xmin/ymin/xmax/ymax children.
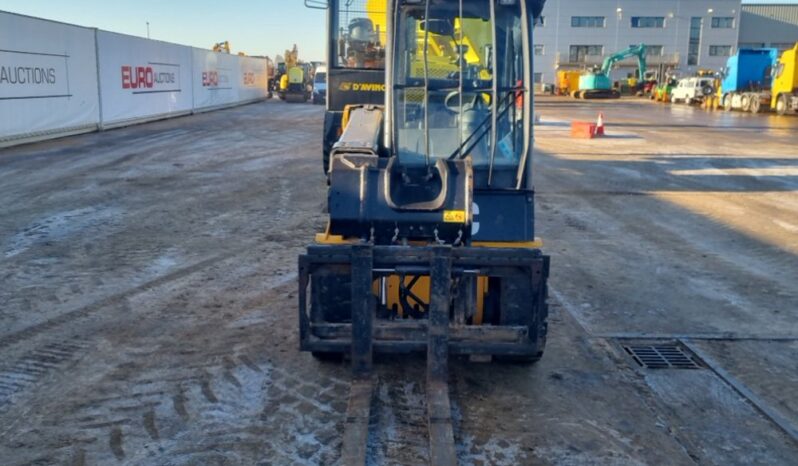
<box><xmin>595</xmin><ymin>112</ymin><xmax>605</xmax><ymax>136</ymax></box>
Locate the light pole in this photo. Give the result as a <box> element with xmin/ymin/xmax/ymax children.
<box><xmin>146</xmin><ymin>21</ymin><xmax>150</xmax><ymax>39</ymax></box>
<box><xmin>615</xmin><ymin>7</ymin><xmax>623</xmax><ymax>51</ymax></box>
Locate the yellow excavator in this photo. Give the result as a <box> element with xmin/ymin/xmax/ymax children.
<box><xmin>212</xmin><ymin>41</ymin><xmax>231</xmax><ymax>53</ymax></box>
<box><xmin>212</xmin><ymin>41</ymin><xmax>247</xmax><ymax>56</ymax></box>
<box><xmin>278</xmin><ymin>44</ymin><xmax>312</xmax><ymax>102</ymax></box>
<box><xmin>302</xmin><ymin>0</ymin><xmax>548</xmax><ymax>463</ymax></box>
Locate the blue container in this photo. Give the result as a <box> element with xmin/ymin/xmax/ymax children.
<box><xmin>722</xmin><ymin>48</ymin><xmax>780</xmax><ymax>93</ymax></box>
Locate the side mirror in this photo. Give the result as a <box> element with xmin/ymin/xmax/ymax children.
<box><xmin>483</xmin><ymin>45</ymin><xmax>493</xmax><ymax>72</ymax></box>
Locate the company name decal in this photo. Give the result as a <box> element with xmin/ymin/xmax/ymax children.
<box><xmin>242</xmin><ymin>71</ymin><xmax>256</xmax><ymax>86</ymax></box>
<box><xmin>0</xmin><ymin>50</ymin><xmax>69</xmax><ymax>100</ymax></box>
<box><xmin>0</xmin><ymin>66</ymin><xmax>57</xmax><ymax>85</ymax></box>
<box><xmin>121</xmin><ymin>63</ymin><xmax>180</xmax><ymax>93</ymax></box>
<box><xmin>202</xmin><ymin>69</ymin><xmax>232</xmax><ymax>89</ymax></box>
<box><xmin>241</xmin><ymin>68</ymin><xmax>266</xmax><ymax>88</ymax></box>
<box><xmin>338</xmin><ymin>82</ymin><xmax>385</xmax><ymax>92</ymax></box>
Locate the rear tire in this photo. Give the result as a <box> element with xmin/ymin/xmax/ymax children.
<box><xmin>723</xmin><ymin>94</ymin><xmax>733</xmax><ymax>112</ymax></box>
<box><xmin>750</xmin><ymin>97</ymin><xmax>761</xmax><ymax>114</ymax></box>
<box><xmin>741</xmin><ymin>94</ymin><xmax>751</xmax><ymax>112</ymax></box>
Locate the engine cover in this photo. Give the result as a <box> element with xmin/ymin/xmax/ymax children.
<box><xmin>328</xmin><ymin>154</ymin><xmax>472</xmax><ymax>245</ymax></box>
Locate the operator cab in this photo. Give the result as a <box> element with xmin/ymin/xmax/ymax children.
<box><xmin>389</xmin><ymin>0</ymin><xmax>533</xmax><ymax>189</ymax></box>
<box><xmin>322</xmin><ymin>0</ymin><xmax>543</xmax><ymax>244</ymax></box>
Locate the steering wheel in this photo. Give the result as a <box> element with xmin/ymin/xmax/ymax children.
<box><xmin>444</xmin><ymin>91</ymin><xmax>483</xmax><ymax>114</ymax></box>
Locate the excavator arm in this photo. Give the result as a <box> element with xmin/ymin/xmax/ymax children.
<box><xmin>601</xmin><ymin>44</ymin><xmax>647</xmax><ymax>79</ymax></box>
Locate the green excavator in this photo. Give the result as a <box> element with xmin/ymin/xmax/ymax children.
<box><xmin>573</xmin><ymin>44</ymin><xmax>647</xmax><ymax>99</ymax></box>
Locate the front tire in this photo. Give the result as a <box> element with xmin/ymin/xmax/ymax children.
<box><xmin>776</xmin><ymin>94</ymin><xmax>789</xmax><ymax>115</ymax></box>
<box><xmin>492</xmin><ymin>272</ymin><xmax>549</xmax><ymax>365</ymax></box>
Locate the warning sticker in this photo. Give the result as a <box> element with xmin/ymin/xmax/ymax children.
<box><xmin>443</xmin><ymin>210</ymin><xmax>466</xmax><ymax>223</ymax></box>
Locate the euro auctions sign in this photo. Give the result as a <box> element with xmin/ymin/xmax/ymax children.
<box><xmin>0</xmin><ymin>49</ymin><xmax>70</xmax><ymax>100</ymax></box>
<box><xmin>120</xmin><ymin>63</ymin><xmax>181</xmax><ymax>93</ymax></box>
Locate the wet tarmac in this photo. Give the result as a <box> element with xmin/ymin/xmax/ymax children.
<box><xmin>0</xmin><ymin>97</ymin><xmax>796</xmax><ymax>465</ymax></box>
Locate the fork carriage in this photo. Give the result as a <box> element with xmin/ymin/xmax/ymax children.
<box><xmin>299</xmin><ymin>244</ymin><xmax>549</xmax><ymax>362</ymax></box>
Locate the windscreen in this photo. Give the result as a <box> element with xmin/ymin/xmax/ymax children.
<box><xmin>332</xmin><ymin>0</ymin><xmax>387</xmax><ymax>69</ymax></box>
<box><xmin>392</xmin><ymin>0</ymin><xmax>527</xmax><ymax>172</ymax></box>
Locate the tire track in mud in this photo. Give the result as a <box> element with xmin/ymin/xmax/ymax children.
<box><xmin>13</xmin><ymin>350</ymin><xmax>351</xmax><ymax>465</ymax></box>
<box><xmin>367</xmin><ymin>374</ymin><xmax>430</xmax><ymax>465</ymax></box>
<box><xmin>360</xmin><ymin>363</ymin><xmax>529</xmax><ymax>466</ymax></box>
<box><xmin>0</xmin><ymin>237</ymin><xmax>335</xmax><ymax>463</ymax></box>
<box><xmin>0</xmin><ymin>252</ymin><xmax>238</xmax><ymax>352</ymax></box>
<box><xmin>0</xmin><ymin>103</ymin><xmax>339</xmax><ymax>464</ymax></box>
<box><xmin>0</xmin><ymin>166</ymin><xmax>308</xmax><ymax>355</ymax></box>
<box><xmin>0</xmin><ymin>338</ymin><xmax>89</xmax><ymax>408</ymax></box>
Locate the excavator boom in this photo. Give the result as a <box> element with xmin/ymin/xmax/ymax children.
<box><xmin>601</xmin><ymin>43</ymin><xmax>647</xmax><ymax>78</ymax></box>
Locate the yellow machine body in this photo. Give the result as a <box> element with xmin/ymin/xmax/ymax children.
<box><xmin>556</xmin><ymin>70</ymin><xmax>581</xmax><ymax>96</ymax></box>
<box><xmin>771</xmin><ymin>43</ymin><xmax>798</xmax><ymax>108</ymax></box>
<box><xmin>288</xmin><ymin>66</ymin><xmax>305</xmax><ymax>85</ymax></box>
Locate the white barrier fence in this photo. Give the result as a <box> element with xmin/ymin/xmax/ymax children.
<box><xmin>0</xmin><ymin>11</ymin><xmax>271</xmax><ymax>146</ymax></box>
<box><xmin>98</xmin><ymin>31</ymin><xmax>195</xmax><ymax>128</ymax></box>
<box><xmin>0</xmin><ymin>13</ymin><xmax>100</xmax><ymax>143</ymax></box>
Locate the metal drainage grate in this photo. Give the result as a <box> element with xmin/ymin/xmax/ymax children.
<box><xmin>623</xmin><ymin>344</ymin><xmax>702</xmax><ymax>370</ymax></box>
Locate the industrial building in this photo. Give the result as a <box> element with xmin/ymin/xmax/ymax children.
<box><xmin>739</xmin><ymin>3</ymin><xmax>798</xmax><ymax>51</ymax></box>
<box><xmin>533</xmin><ymin>0</ymin><xmax>744</xmax><ymax>84</ymax></box>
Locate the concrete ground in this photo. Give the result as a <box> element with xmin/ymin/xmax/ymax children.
<box><xmin>0</xmin><ymin>97</ymin><xmax>796</xmax><ymax>465</ymax></box>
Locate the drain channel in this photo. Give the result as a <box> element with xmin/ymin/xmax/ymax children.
<box><xmin>623</xmin><ymin>344</ymin><xmax>702</xmax><ymax>370</ymax></box>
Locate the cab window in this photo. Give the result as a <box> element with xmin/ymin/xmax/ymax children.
<box><xmin>332</xmin><ymin>0</ymin><xmax>387</xmax><ymax>69</ymax></box>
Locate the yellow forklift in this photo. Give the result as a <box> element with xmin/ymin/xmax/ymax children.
<box><xmin>278</xmin><ymin>45</ymin><xmax>312</xmax><ymax>102</ymax></box>
<box><xmin>302</xmin><ymin>0</ymin><xmax>548</xmax><ymax>463</ymax></box>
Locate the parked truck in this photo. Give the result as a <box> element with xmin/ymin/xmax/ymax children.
<box><xmin>721</xmin><ymin>44</ymin><xmax>798</xmax><ymax>115</ymax></box>
<box><xmin>772</xmin><ymin>43</ymin><xmax>798</xmax><ymax>115</ymax></box>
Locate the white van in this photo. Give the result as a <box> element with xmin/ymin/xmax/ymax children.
<box><xmin>671</xmin><ymin>77</ymin><xmax>715</xmax><ymax>105</ymax></box>
<box><xmin>312</xmin><ymin>65</ymin><xmax>327</xmax><ymax>105</ymax></box>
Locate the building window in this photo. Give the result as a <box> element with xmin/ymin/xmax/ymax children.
<box><xmin>739</xmin><ymin>43</ymin><xmax>766</xmax><ymax>49</ymax></box>
<box><xmin>569</xmin><ymin>45</ymin><xmax>603</xmax><ymax>63</ymax></box>
<box><xmin>631</xmin><ymin>45</ymin><xmax>664</xmax><ymax>56</ymax></box>
<box><xmin>534</xmin><ymin>72</ymin><xmax>543</xmax><ymax>84</ymax></box>
<box><xmin>571</xmin><ymin>16</ymin><xmax>605</xmax><ymax>28</ymax></box>
<box><xmin>688</xmin><ymin>17</ymin><xmax>702</xmax><ymax>66</ymax></box>
<box><xmin>711</xmin><ymin>17</ymin><xmax>735</xmax><ymax>28</ymax></box>
<box><xmin>534</xmin><ymin>44</ymin><xmax>545</xmax><ymax>56</ymax></box>
<box><xmin>709</xmin><ymin>45</ymin><xmax>733</xmax><ymax>57</ymax></box>
<box><xmin>631</xmin><ymin>17</ymin><xmax>665</xmax><ymax>28</ymax></box>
